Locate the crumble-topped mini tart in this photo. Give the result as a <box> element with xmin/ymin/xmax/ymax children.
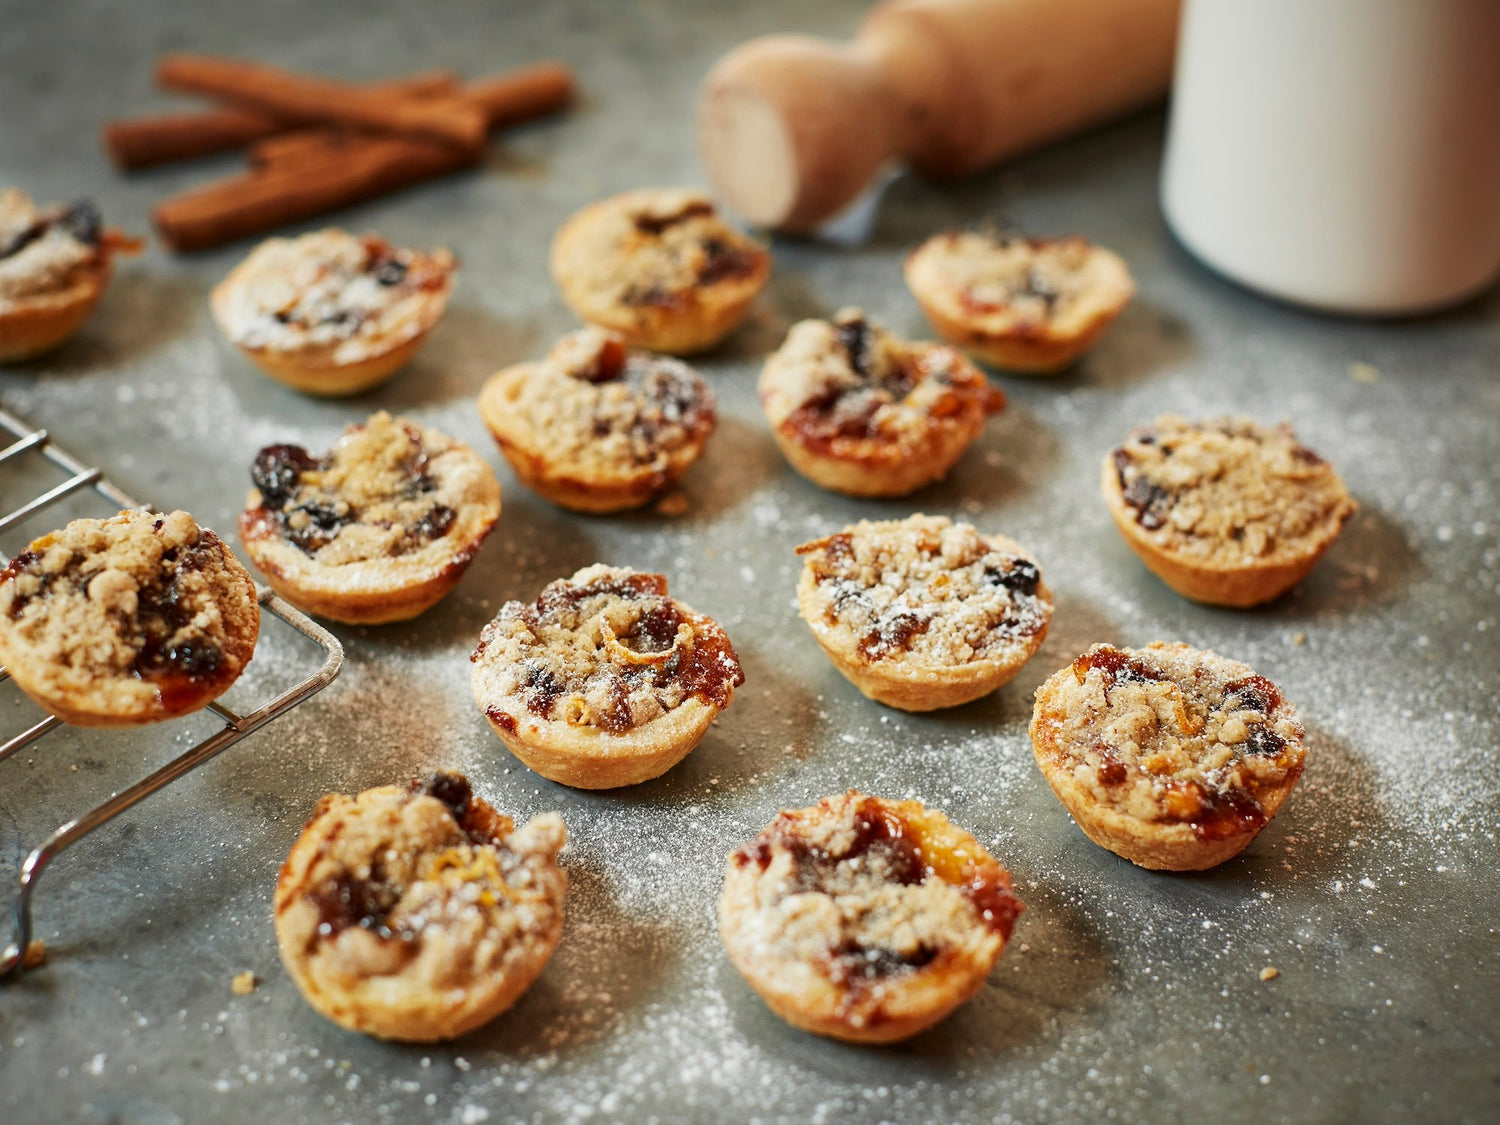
<box><xmin>470</xmin><ymin>565</ymin><xmax>744</xmax><ymax>789</ymax></box>
<box><xmin>239</xmin><ymin>411</ymin><xmax>500</xmax><ymax>624</ymax></box>
<box><xmin>478</xmin><ymin>327</ymin><xmax>716</xmax><ymax>513</ymax></box>
<box><xmin>275</xmin><ymin>771</ymin><xmax>567</xmax><ymax>1042</ymax></box>
<box><xmin>1029</xmin><ymin>642</ymin><xmax>1308</xmax><ymax>871</ymax></box>
<box><xmin>210</xmin><ymin>228</ymin><xmax>455</xmax><ymax>395</ymax></box>
<box><xmin>0</xmin><ymin>509</ymin><xmax>258</xmax><ymax>726</ymax></box>
<box><xmin>719</xmin><ymin>791</ymin><xmax>1023</xmax><ymax>1043</ymax></box>
<box><xmin>758</xmin><ymin>308</ymin><xmax>1004</xmax><ymax>497</ymax></box>
<box><xmin>904</xmin><ymin>230</ymin><xmax>1134</xmax><ymax>374</ymax></box>
<box><xmin>0</xmin><ymin>188</ymin><xmax>142</xmax><ymax>363</ymax></box>
<box><xmin>795</xmin><ymin>514</ymin><xmax>1052</xmax><ymax>711</ymax></box>
<box><xmin>1103</xmin><ymin>415</ymin><xmax>1356</xmax><ymax>607</ymax></box>
<box><xmin>549</xmin><ymin>188</ymin><xmax>770</xmax><ymax>354</ymax></box>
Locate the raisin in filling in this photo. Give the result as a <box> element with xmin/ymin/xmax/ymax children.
<box><xmin>787</xmin><ymin>316</ymin><xmax>920</xmax><ymax>447</ymax></box>
<box><xmin>632</xmin><ymin>200</ymin><xmax>715</xmax><ymax>235</ymax></box>
<box><xmin>1113</xmin><ymin>446</ymin><xmax>1173</xmax><ymax>530</ymax></box>
<box><xmin>0</xmin><ymin>199</ymin><xmax>101</xmax><ymax>261</ymax></box>
<box><xmin>131</xmin><ymin>531</ymin><xmax>230</xmax><ymax>685</ymax></box>
<box><xmin>501</xmin><ymin>573</ymin><xmax>742</xmax><ymax>733</ymax></box>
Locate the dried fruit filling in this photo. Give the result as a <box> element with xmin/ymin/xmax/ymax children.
<box><xmin>477</xmin><ymin>569</ymin><xmax>743</xmax><ymax>735</ymax></box>
<box><xmin>1067</xmin><ymin>646</ymin><xmax>1300</xmax><ymax>840</ymax></box>
<box><xmin>309</xmin><ymin>773</ymin><xmax>509</xmax><ymax>945</ymax></box>
<box><xmin>734</xmin><ymin>796</ymin><xmax>1021</xmax><ymax>984</ymax></box>
<box><xmin>247</xmin><ymin>420</ymin><xmax>456</xmax><ymax>557</ymax></box>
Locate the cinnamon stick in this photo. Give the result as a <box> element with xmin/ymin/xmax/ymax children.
<box><xmin>156</xmin><ymin>53</ymin><xmax>486</xmax><ymax>152</ymax></box>
<box><xmin>155</xmin><ymin>62</ymin><xmax>576</xmax><ymax>251</ymax></box>
<box><xmin>102</xmin><ymin>69</ymin><xmax>459</xmax><ymax>170</ymax></box>
<box><xmin>249</xmin><ymin>62</ymin><xmax>575</xmax><ymax>170</ymax></box>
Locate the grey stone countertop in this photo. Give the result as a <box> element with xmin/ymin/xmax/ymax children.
<box><xmin>0</xmin><ymin>2</ymin><xmax>1496</xmax><ymax>1123</ymax></box>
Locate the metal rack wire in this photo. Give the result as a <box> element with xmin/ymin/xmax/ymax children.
<box><xmin>0</xmin><ymin>404</ymin><xmax>344</xmax><ymax>979</ymax></box>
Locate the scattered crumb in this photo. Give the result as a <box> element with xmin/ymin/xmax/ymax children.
<box><xmin>1019</xmin><ymin>943</ymin><xmax>1031</xmax><ymax>954</ymax></box>
<box><xmin>231</xmin><ymin>971</ymin><xmax>257</xmax><ymax>995</ymax></box>
<box><xmin>22</xmin><ymin>939</ymin><xmax>46</xmax><ymax>968</ymax></box>
<box><xmin>1291</xmin><ymin>632</ymin><xmax>1307</xmax><ymax>646</ymax></box>
<box><xmin>1259</xmin><ymin>966</ymin><xmax>1280</xmax><ymax>981</ymax></box>
<box><xmin>655</xmin><ymin>492</ymin><xmax>690</xmax><ymax>517</ymax></box>
<box><xmin>1348</xmin><ymin>362</ymin><xmax>1381</xmax><ymax>384</ymax></box>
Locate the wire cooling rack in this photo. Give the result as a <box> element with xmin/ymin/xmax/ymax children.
<box><xmin>0</xmin><ymin>404</ymin><xmax>344</xmax><ymax>979</ymax></box>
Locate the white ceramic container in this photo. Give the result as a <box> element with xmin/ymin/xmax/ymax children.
<box><xmin>1161</xmin><ymin>0</ymin><xmax>1500</xmax><ymax>315</ymax></box>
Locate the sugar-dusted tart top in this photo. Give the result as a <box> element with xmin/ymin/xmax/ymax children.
<box><xmin>498</xmin><ymin>327</ymin><xmax>715</xmax><ymax>473</ymax></box>
<box><xmin>1107</xmin><ymin>415</ymin><xmax>1355</xmax><ymax>566</ymax></box>
<box><xmin>906</xmin><ymin>230</ymin><xmax>1134</xmax><ymax>338</ymax></box>
<box><xmin>212</xmin><ymin>228</ymin><xmax>454</xmax><ymax>362</ymax></box>
<box><xmin>241</xmin><ymin>411</ymin><xmax>497</xmax><ymax>568</ymax></box>
<box><xmin>1032</xmin><ymin>642</ymin><xmax>1307</xmax><ymax>841</ymax></box>
<box><xmin>724</xmin><ymin>791</ymin><xmax>1021</xmax><ymax>1020</ymax></box>
<box><xmin>759</xmin><ymin>308</ymin><xmax>1003</xmax><ymax>451</ymax></box>
<box><xmin>0</xmin><ymin>189</ymin><xmax>138</xmax><ymax>308</ymax></box>
<box><xmin>276</xmin><ymin>772</ymin><xmax>566</xmax><ymax>996</ymax></box>
<box><xmin>471</xmin><ymin>564</ymin><xmax>743</xmax><ymax>735</ymax></box>
<box><xmin>797</xmin><ymin>514</ymin><xmax>1051</xmax><ymax>668</ymax></box>
<box><xmin>553</xmin><ymin>188</ymin><xmax>768</xmax><ymax>311</ymax></box>
<box><xmin>0</xmin><ymin>509</ymin><xmax>258</xmax><ymax>715</ymax></box>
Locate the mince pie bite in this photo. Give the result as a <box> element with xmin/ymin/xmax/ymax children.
<box><xmin>0</xmin><ymin>189</ymin><xmax>142</xmax><ymax>363</ymax></box>
<box><xmin>1103</xmin><ymin>415</ymin><xmax>1357</xmax><ymax>607</ymax></box>
<box><xmin>470</xmin><ymin>565</ymin><xmax>744</xmax><ymax>789</ymax></box>
<box><xmin>239</xmin><ymin>411</ymin><xmax>501</xmax><ymax>624</ymax></box>
<box><xmin>549</xmin><ymin>188</ymin><xmax>770</xmax><ymax>354</ymax></box>
<box><xmin>719</xmin><ymin>791</ymin><xmax>1023</xmax><ymax>1044</ymax></box>
<box><xmin>759</xmin><ymin>309</ymin><xmax>1004</xmax><ymax>497</ymax></box>
<box><xmin>1030</xmin><ymin>643</ymin><xmax>1308</xmax><ymax>871</ymax></box>
<box><xmin>904</xmin><ymin>230</ymin><xmax>1134</xmax><ymax>374</ymax></box>
<box><xmin>210</xmin><ymin>228</ymin><xmax>456</xmax><ymax>395</ymax></box>
<box><xmin>0</xmin><ymin>510</ymin><xmax>259</xmax><ymax>727</ymax></box>
<box><xmin>478</xmin><ymin>327</ymin><xmax>716</xmax><ymax>513</ymax></box>
<box><xmin>274</xmin><ymin>771</ymin><xmax>567</xmax><ymax>1042</ymax></box>
<box><xmin>796</xmin><ymin>515</ymin><xmax>1052</xmax><ymax>711</ymax></box>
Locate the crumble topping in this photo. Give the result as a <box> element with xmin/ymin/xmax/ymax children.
<box><xmin>505</xmin><ymin>327</ymin><xmax>715</xmax><ymax>473</ymax></box>
<box><xmin>1109</xmin><ymin>415</ymin><xmax>1356</xmax><ymax>565</ymax></box>
<box><xmin>0</xmin><ymin>189</ymin><xmax>103</xmax><ymax>307</ymax></box>
<box><xmin>280</xmin><ymin>773</ymin><xmax>565</xmax><ymax>990</ymax></box>
<box><xmin>1032</xmin><ymin>643</ymin><xmax>1307</xmax><ymax>840</ymax></box>
<box><xmin>759</xmin><ymin>309</ymin><xmax>1002</xmax><ymax>449</ymax></box>
<box><xmin>0</xmin><ymin>509</ymin><xmax>257</xmax><ymax>699</ymax></box>
<box><xmin>726</xmin><ymin>793</ymin><xmax>1020</xmax><ymax>1024</ymax></box>
<box><xmin>907</xmin><ymin>231</ymin><xmax>1134</xmax><ymax>336</ymax></box>
<box><xmin>471</xmin><ymin>564</ymin><xmax>743</xmax><ymax>734</ymax></box>
<box><xmin>212</xmin><ymin>229</ymin><xmax>454</xmax><ymax>362</ymax></box>
<box><xmin>557</xmin><ymin>189</ymin><xmax>767</xmax><ymax>309</ymax></box>
<box><xmin>243</xmin><ymin>412</ymin><xmax>489</xmax><ymax>566</ymax></box>
<box><xmin>797</xmin><ymin>515</ymin><xmax>1051</xmax><ymax>666</ymax></box>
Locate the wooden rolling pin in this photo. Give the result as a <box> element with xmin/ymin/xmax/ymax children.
<box><xmin>697</xmin><ymin>0</ymin><xmax>1181</xmax><ymax>231</ymax></box>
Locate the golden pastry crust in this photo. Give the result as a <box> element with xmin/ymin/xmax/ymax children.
<box><xmin>549</xmin><ymin>188</ymin><xmax>770</xmax><ymax>354</ymax></box>
<box><xmin>470</xmin><ymin>565</ymin><xmax>744</xmax><ymax>789</ymax></box>
<box><xmin>238</xmin><ymin>412</ymin><xmax>501</xmax><ymax>624</ymax></box>
<box><xmin>1030</xmin><ymin>642</ymin><xmax>1308</xmax><ymax>871</ymax></box>
<box><xmin>1103</xmin><ymin>415</ymin><xmax>1357</xmax><ymax>607</ymax></box>
<box><xmin>758</xmin><ymin>309</ymin><xmax>1004</xmax><ymax>497</ymax></box>
<box><xmin>719</xmin><ymin>791</ymin><xmax>1022</xmax><ymax>1044</ymax></box>
<box><xmin>795</xmin><ymin>515</ymin><xmax>1053</xmax><ymax>711</ymax></box>
<box><xmin>0</xmin><ymin>190</ymin><xmax>142</xmax><ymax>363</ymax></box>
<box><xmin>904</xmin><ymin>231</ymin><xmax>1134</xmax><ymax>374</ymax></box>
<box><xmin>274</xmin><ymin>772</ymin><xmax>567</xmax><ymax>1042</ymax></box>
<box><xmin>0</xmin><ymin>510</ymin><xmax>259</xmax><ymax>726</ymax></box>
<box><xmin>478</xmin><ymin>327</ymin><xmax>716</xmax><ymax>513</ymax></box>
<box><xmin>210</xmin><ymin>228</ymin><xmax>455</xmax><ymax>396</ymax></box>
